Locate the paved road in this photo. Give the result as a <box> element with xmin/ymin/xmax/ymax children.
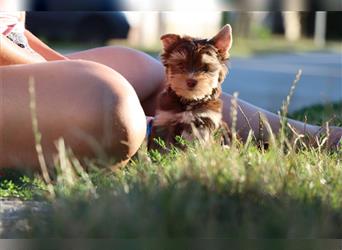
<box><xmin>223</xmin><ymin>51</ymin><xmax>342</xmax><ymax>112</ymax></box>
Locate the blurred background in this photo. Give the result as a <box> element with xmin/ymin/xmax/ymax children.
<box><xmin>18</xmin><ymin>0</ymin><xmax>342</xmax><ymax>113</ymax></box>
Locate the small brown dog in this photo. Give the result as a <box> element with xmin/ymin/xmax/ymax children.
<box><xmin>148</xmin><ymin>24</ymin><xmax>233</xmax><ymax>152</ymax></box>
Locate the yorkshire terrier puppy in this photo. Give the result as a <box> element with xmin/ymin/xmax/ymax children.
<box><xmin>148</xmin><ymin>24</ymin><xmax>233</xmax><ymax>152</ymax></box>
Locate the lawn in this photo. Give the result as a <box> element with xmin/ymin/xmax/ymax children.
<box><xmin>0</xmin><ymin>101</ymin><xmax>341</xmax><ymax>243</ymax></box>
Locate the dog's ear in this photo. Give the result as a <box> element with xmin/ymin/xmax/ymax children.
<box><xmin>160</xmin><ymin>34</ymin><xmax>181</xmax><ymax>51</ymax></box>
<box><xmin>209</xmin><ymin>24</ymin><xmax>232</xmax><ymax>58</ymax></box>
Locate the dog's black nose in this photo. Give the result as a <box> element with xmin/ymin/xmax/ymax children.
<box><xmin>186</xmin><ymin>79</ymin><xmax>198</xmax><ymax>88</ymax></box>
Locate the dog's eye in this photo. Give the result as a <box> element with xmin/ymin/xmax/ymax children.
<box><xmin>201</xmin><ymin>64</ymin><xmax>209</xmax><ymax>72</ymax></box>
<box><xmin>175</xmin><ymin>63</ymin><xmax>186</xmax><ymax>72</ymax></box>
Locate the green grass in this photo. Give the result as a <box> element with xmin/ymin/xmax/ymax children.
<box><xmin>0</xmin><ymin>170</ymin><xmax>46</xmax><ymax>200</ymax></box>
<box><xmin>289</xmin><ymin>102</ymin><xmax>342</xmax><ymax>127</ymax></box>
<box><xmin>1</xmin><ymin>102</ymin><xmax>341</xmax><ymax>239</ymax></box>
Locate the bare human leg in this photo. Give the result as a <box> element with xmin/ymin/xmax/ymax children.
<box><xmin>66</xmin><ymin>46</ymin><xmax>165</xmax><ymax>116</ymax></box>
<box><xmin>0</xmin><ymin>60</ymin><xmax>147</xmax><ymax>170</ymax></box>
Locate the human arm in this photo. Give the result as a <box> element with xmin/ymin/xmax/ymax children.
<box><xmin>24</xmin><ymin>29</ymin><xmax>69</xmax><ymax>61</ymax></box>
<box><xmin>19</xmin><ymin>11</ymin><xmax>67</xmax><ymax>61</ymax></box>
<box><xmin>0</xmin><ymin>11</ymin><xmax>66</xmax><ymax>66</ymax></box>
<box><xmin>0</xmin><ymin>33</ymin><xmax>46</xmax><ymax>65</ymax></box>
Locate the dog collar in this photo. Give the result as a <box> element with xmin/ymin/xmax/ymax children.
<box><xmin>168</xmin><ymin>86</ymin><xmax>219</xmax><ymax>108</ymax></box>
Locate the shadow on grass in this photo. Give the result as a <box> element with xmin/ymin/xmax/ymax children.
<box><xmin>16</xmin><ymin>183</ymin><xmax>342</xmax><ymax>238</ymax></box>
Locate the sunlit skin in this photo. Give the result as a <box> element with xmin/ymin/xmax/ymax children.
<box><xmin>0</xmin><ymin>13</ymin><xmax>341</xmax><ymax>170</ymax></box>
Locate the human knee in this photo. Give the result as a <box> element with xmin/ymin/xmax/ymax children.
<box><xmin>68</xmin><ymin>59</ymin><xmax>147</xmax><ymax>160</ymax></box>
<box><xmin>111</xmin><ymin>88</ymin><xmax>147</xmax><ymax>160</ymax></box>
<box><xmin>0</xmin><ymin>60</ymin><xmax>146</xmax><ymax>169</ymax></box>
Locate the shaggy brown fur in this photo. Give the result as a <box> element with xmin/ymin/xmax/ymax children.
<box><xmin>148</xmin><ymin>25</ymin><xmax>233</xmax><ymax>152</ymax></box>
